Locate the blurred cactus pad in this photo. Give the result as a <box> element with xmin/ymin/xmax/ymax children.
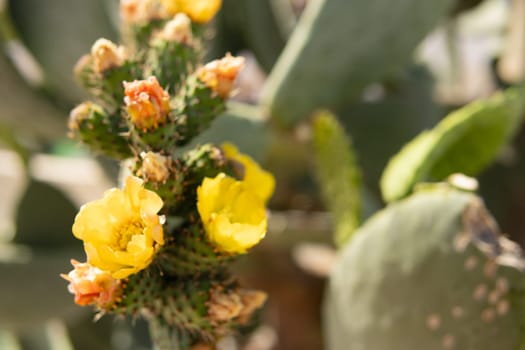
<box><xmin>324</xmin><ymin>186</ymin><xmax>525</xmax><ymax>350</ymax></box>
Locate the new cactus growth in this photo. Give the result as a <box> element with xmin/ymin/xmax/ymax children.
<box><xmin>62</xmin><ymin>1</ymin><xmax>272</xmax><ymax>348</ymax></box>
<box><xmin>324</xmin><ymin>185</ymin><xmax>525</xmax><ymax>350</ymax></box>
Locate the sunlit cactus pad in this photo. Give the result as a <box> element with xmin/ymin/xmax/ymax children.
<box><xmin>325</xmin><ymin>187</ymin><xmax>525</xmax><ymax>350</ymax></box>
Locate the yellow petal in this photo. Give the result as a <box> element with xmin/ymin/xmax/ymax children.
<box><xmin>221</xmin><ymin>142</ymin><xmax>275</xmax><ymax>202</ymax></box>
<box><xmin>160</xmin><ymin>0</ymin><xmax>221</xmax><ymax>23</ymax></box>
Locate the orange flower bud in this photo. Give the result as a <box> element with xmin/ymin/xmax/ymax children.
<box><xmin>124</xmin><ymin>77</ymin><xmax>170</xmax><ymax>131</ymax></box>
<box><xmin>197</xmin><ymin>54</ymin><xmax>245</xmax><ymax>98</ymax></box>
<box><xmin>61</xmin><ymin>260</ymin><xmax>121</xmax><ymax>308</ymax></box>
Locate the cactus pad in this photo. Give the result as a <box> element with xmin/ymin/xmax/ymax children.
<box><xmin>325</xmin><ymin>187</ymin><xmax>525</xmax><ymax>350</ymax></box>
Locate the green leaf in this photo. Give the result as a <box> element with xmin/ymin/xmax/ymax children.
<box><xmin>312</xmin><ymin>111</ymin><xmax>361</xmax><ymax>247</ymax></box>
<box><xmin>380</xmin><ymin>86</ymin><xmax>525</xmax><ymax>203</ymax></box>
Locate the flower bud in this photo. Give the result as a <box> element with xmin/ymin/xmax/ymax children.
<box><xmin>61</xmin><ymin>260</ymin><xmax>121</xmax><ymax>308</ymax></box>
<box><xmin>197</xmin><ymin>54</ymin><xmax>245</xmax><ymax>98</ymax></box>
<box><xmin>91</xmin><ymin>38</ymin><xmax>126</xmax><ymax>73</ymax></box>
<box><xmin>140</xmin><ymin>151</ymin><xmax>170</xmax><ymax>183</ymax></box>
<box><xmin>158</xmin><ymin>13</ymin><xmax>193</xmax><ymax>44</ymax></box>
<box><xmin>120</xmin><ymin>0</ymin><xmax>168</xmax><ymax>24</ymax></box>
<box><xmin>124</xmin><ymin>76</ymin><xmax>170</xmax><ymax>131</ymax></box>
<box><xmin>68</xmin><ymin>102</ymin><xmax>93</xmax><ymax>133</ymax></box>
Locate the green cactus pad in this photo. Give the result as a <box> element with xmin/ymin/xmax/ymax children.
<box><xmin>129</xmin><ymin>78</ymin><xmax>225</xmax><ymax>151</ymax></box>
<box><xmin>261</xmin><ymin>0</ymin><xmax>455</xmax><ymax>126</ymax></box>
<box><xmin>312</xmin><ymin>110</ymin><xmax>361</xmax><ymax>247</ymax></box>
<box><xmin>155</xmin><ymin>223</ymin><xmax>234</xmax><ymax>277</ymax></box>
<box><xmin>324</xmin><ymin>188</ymin><xmax>525</xmax><ymax>350</ymax></box>
<box><xmin>141</xmin><ymin>144</ymin><xmax>230</xmax><ymax>215</ymax></box>
<box><xmin>145</xmin><ymin>39</ymin><xmax>199</xmax><ymax>91</ymax></box>
<box><xmin>380</xmin><ymin>86</ymin><xmax>525</xmax><ymax>203</ymax></box>
<box><xmin>69</xmin><ymin>102</ymin><xmax>132</xmax><ymax>159</ymax></box>
<box><xmin>75</xmin><ymin>57</ymin><xmax>138</xmax><ymax>112</ymax></box>
<box><xmin>173</xmin><ymin>77</ymin><xmax>227</xmax><ymax>146</ymax></box>
<box><xmin>113</xmin><ymin>268</ymin><xmax>261</xmax><ymax>347</ymax></box>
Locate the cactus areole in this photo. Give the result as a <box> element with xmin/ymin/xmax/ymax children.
<box><xmin>324</xmin><ymin>188</ymin><xmax>525</xmax><ymax>350</ymax></box>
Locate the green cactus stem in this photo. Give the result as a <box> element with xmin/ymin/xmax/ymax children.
<box><xmin>68</xmin><ymin>102</ymin><xmax>132</xmax><ymax>159</ymax></box>
<box><xmin>145</xmin><ymin>39</ymin><xmax>200</xmax><ymax>91</ymax></box>
<box><xmin>112</xmin><ymin>267</ymin><xmax>266</xmax><ymax>349</ymax></box>
<box><xmin>155</xmin><ymin>222</ymin><xmax>235</xmax><ymax>277</ymax></box>
<box><xmin>324</xmin><ymin>186</ymin><xmax>525</xmax><ymax>350</ymax></box>
<box><xmin>139</xmin><ymin>144</ymin><xmax>232</xmax><ymax>215</ymax></box>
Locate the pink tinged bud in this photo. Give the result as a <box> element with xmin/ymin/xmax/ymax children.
<box><xmin>123</xmin><ymin>76</ymin><xmax>170</xmax><ymax>131</ymax></box>
<box><xmin>197</xmin><ymin>53</ymin><xmax>245</xmax><ymax>98</ymax></box>
<box><xmin>91</xmin><ymin>38</ymin><xmax>126</xmax><ymax>73</ymax></box>
<box><xmin>61</xmin><ymin>260</ymin><xmax>121</xmax><ymax>308</ymax></box>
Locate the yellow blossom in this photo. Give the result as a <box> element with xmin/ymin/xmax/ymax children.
<box><xmin>197</xmin><ymin>54</ymin><xmax>245</xmax><ymax>98</ymax></box>
<box><xmin>197</xmin><ymin>173</ymin><xmax>267</xmax><ymax>254</ymax></box>
<box><xmin>61</xmin><ymin>260</ymin><xmax>121</xmax><ymax>308</ymax></box>
<box><xmin>221</xmin><ymin>142</ymin><xmax>275</xmax><ymax>203</ymax></box>
<box><xmin>124</xmin><ymin>76</ymin><xmax>170</xmax><ymax>131</ymax></box>
<box><xmin>160</xmin><ymin>0</ymin><xmax>221</xmax><ymax>23</ymax></box>
<box><xmin>72</xmin><ymin>176</ymin><xmax>165</xmax><ymax>279</ymax></box>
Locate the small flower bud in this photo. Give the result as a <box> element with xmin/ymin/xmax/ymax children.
<box><xmin>124</xmin><ymin>76</ymin><xmax>170</xmax><ymax>131</ymax></box>
<box><xmin>61</xmin><ymin>260</ymin><xmax>121</xmax><ymax>308</ymax></box>
<box><xmin>91</xmin><ymin>38</ymin><xmax>126</xmax><ymax>73</ymax></box>
<box><xmin>140</xmin><ymin>151</ymin><xmax>170</xmax><ymax>183</ymax></box>
<box><xmin>207</xmin><ymin>288</ymin><xmax>243</xmax><ymax>322</ymax></box>
<box><xmin>237</xmin><ymin>289</ymin><xmax>268</xmax><ymax>324</ymax></box>
<box><xmin>68</xmin><ymin>102</ymin><xmax>93</xmax><ymax>133</ymax></box>
<box><xmin>120</xmin><ymin>0</ymin><xmax>168</xmax><ymax>24</ymax></box>
<box><xmin>197</xmin><ymin>54</ymin><xmax>245</xmax><ymax>98</ymax></box>
<box><xmin>160</xmin><ymin>0</ymin><xmax>222</xmax><ymax>23</ymax></box>
<box><xmin>158</xmin><ymin>13</ymin><xmax>193</xmax><ymax>44</ymax></box>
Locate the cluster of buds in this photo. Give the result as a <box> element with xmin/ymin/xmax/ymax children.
<box><xmin>63</xmin><ymin>0</ymin><xmax>273</xmax><ymax>348</ymax></box>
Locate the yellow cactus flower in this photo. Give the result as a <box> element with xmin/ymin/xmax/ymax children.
<box><xmin>160</xmin><ymin>0</ymin><xmax>221</xmax><ymax>23</ymax></box>
<box><xmin>197</xmin><ymin>173</ymin><xmax>267</xmax><ymax>254</ymax></box>
<box><xmin>124</xmin><ymin>76</ymin><xmax>170</xmax><ymax>131</ymax></box>
<box><xmin>221</xmin><ymin>142</ymin><xmax>275</xmax><ymax>203</ymax></box>
<box><xmin>72</xmin><ymin>176</ymin><xmax>165</xmax><ymax>279</ymax></box>
<box><xmin>61</xmin><ymin>260</ymin><xmax>121</xmax><ymax>308</ymax></box>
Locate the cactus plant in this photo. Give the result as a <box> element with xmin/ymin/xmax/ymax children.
<box><xmin>261</xmin><ymin>0</ymin><xmax>456</xmax><ymax>126</ymax></box>
<box><xmin>381</xmin><ymin>86</ymin><xmax>525</xmax><ymax>203</ymax></box>
<box><xmin>324</xmin><ymin>185</ymin><xmax>525</xmax><ymax>350</ymax></box>
<box><xmin>60</xmin><ymin>1</ymin><xmax>273</xmax><ymax>348</ymax></box>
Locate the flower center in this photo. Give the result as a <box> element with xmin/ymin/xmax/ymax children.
<box><xmin>114</xmin><ymin>221</ymin><xmax>144</xmax><ymax>250</ymax></box>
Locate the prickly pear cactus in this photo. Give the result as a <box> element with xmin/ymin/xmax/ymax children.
<box><xmin>61</xmin><ymin>1</ymin><xmax>273</xmax><ymax>348</ymax></box>
<box><xmin>324</xmin><ymin>186</ymin><xmax>525</xmax><ymax>350</ymax></box>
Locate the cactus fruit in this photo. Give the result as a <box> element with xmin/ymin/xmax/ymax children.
<box><xmin>324</xmin><ymin>186</ymin><xmax>525</xmax><ymax>350</ymax></box>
